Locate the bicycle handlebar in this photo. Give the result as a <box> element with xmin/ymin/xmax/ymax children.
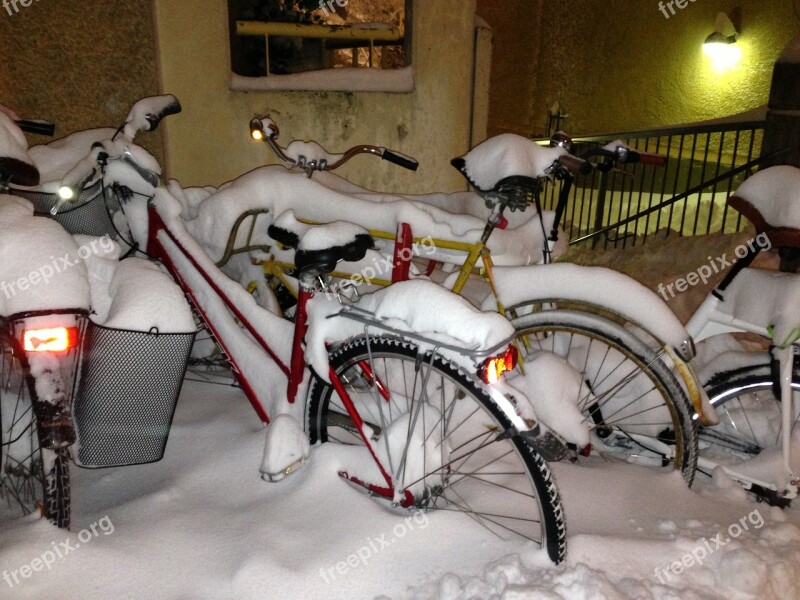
<box><xmin>250</xmin><ymin>116</ymin><xmax>419</xmax><ymax>175</ymax></box>
<box><xmin>557</xmin><ymin>154</ymin><xmax>592</xmax><ymax>176</ymax></box>
<box><xmin>16</xmin><ymin>119</ymin><xmax>55</xmax><ymax>137</ymax></box>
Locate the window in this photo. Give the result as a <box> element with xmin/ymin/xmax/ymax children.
<box><xmin>228</xmin><ymin>0</ymin><xmax>412</xmax><ymax>92</ymax></box>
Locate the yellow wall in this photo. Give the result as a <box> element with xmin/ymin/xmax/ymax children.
<box><xmin>154</xmin><ymin>0</ymin><xmax>480</xmax><ymax>192</ymax></box>
<box><xmin>479</xmin><ymin>0</ymin><xmax>796</xmax><ymax>136</ymax></box>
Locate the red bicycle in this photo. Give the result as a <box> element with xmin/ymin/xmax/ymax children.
<box><xmin>53</xmin><ymin>123</ymin><xmax>569</xmax><ymax>562</ymax></box>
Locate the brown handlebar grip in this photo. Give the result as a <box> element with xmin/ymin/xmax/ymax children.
<box><xmin>635</xmin><ymin>152</ymin><xmax>667</xmax><ymax>166</ymax></box>
<box><xmin>558</xmin><ymin>154</ymin><xmax>592</xmax><ymax>175</ymax></box>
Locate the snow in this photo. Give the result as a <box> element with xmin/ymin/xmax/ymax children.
<box><xmin>490</xmin><ymin>263</ymin><xmax>691</xmax><ymax>351</ymax></box>
<box><xmin>305</xmin><ymin>279</ymin><xmax>515</xmax><ymax>381</ymax></box>
<box><xmin>508</xmin><ymin>351</ymin><xmax>592</xmax><ymax>446</ymax></box>
<box><xmin>706</xmin><ymin>268</ymin><xmax>800</xmax><ymax>347</ymax></box>
<box><xmin>459</xmin><ymin>133</ymin><xmax>567</xmax><ymax>191</ymax></box>
<box><xmin>230</xmin><ymin>66</ymin><xmax>415</xmax><ymax>93</ymax></box>
<box><xmin>2</xmin><ymin>378</ymin><xmax>798</xmax><ymax>599</ymax></box>
<box><xmin>121</xmin><ymin>94</ymin><xmax>179</xmax><ymax>141</ymax></box>
<box><xmin>19</xmin><ymin>128</ymin><xmax>117</xmax><ymax>191</ymax></box>
<box><xmin>284</xmin><ymin>139</ymin><xmax>344</xmax><ymax>168</ymax></box>
<box><xmin>0</xmin><ymin>111</ymin><xmax>36</xmax><ymax>169</ymax></box>
<box><xmin>735</xmin><ymin>165</ymin><xmax>800</xmax><ymax>230</ymax></box>
<box><xmin>0</xmin><ymin>196</ymin><xmax>90</xmax><ymax>316</ymax></box>
<box><xmin>178</xmin><ymin>165</ymin><xmax>559</xmax><ymax>268</ymax></box>
<box><xmin>101</xmin><ymin>259</ymin><xmax>195</xmax><ymax>333</ymax></box>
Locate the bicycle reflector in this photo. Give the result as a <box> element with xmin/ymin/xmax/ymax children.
<box><xmin>22</xmin><ymin>327</ymin><xmax>79</xmax><ymax>353</ymax></box>
<box><xmin>478</xmin><ymin>345</ymin><xmax>518</xmax><ymax>384</ymax></box>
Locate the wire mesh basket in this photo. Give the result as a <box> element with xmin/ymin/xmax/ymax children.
<box><xmin>73</xmin><ymin>322</ymin><xmax>196</xmax><ymax>468</ymax></box>
<box><xmin>10</xmin><ymin>180</ymin><xmax>122</xmax><ymax>239</ymax></box>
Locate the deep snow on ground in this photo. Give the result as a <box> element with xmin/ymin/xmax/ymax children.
<box><xmin>1</xmin><ymin>374</ymin><xmax>799</xmax><ymax>600</ymax></box>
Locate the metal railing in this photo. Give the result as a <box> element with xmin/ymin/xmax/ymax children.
<box><xmin>538</xmin><ymin>116</ymin><xmax>768</xmax><ymax>248</ymax></box>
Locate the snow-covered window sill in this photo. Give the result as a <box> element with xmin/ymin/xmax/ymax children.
<box><xmin>229</xmin><ymin>66</ymin><xmax>415</xmax><ymax>93</ymax></box>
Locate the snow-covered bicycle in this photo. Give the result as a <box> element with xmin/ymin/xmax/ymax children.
<box><xmin>685</xmin><ymin>166</ymin><xmax>800</xmax><ymax>505</ymax></box>
<box><xmin>54</xmin><ymin>121</ymin><xmax>570</xmax><ymax>563</ymax></box>
<box><xmin>237</xmin><ymin>117</ymin><xmax>714</xmax><ymax>483</ymax></box>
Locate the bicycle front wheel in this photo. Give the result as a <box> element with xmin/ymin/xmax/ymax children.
<box><xmin>306</xmin><ymin>335</ymin><xmax>567</xmax><ymax>564</ymax></box>
<box><xmin>510</xmin><ymin>310</ymin><xmax>698</xmax><ymax>484</ymax></box>
<box><xmin>0</xmin><ymin>331</ymin><xmax>71</xmax><ymax>528</ymax></box>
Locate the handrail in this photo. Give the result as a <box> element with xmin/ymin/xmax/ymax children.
<box><xmin>570</xmin><ymin>147</ymin><xmax>793</xmax><ymax>245</ymax></box>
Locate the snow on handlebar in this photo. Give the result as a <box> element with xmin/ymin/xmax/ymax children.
<box><xmin>249</xmin><ymin>115</ymin><xmax>419</xmax><ymax>175</ymax></box>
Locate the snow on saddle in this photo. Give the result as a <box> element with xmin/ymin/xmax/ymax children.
<box><xmin>730</xmin><ymin>165</ymin><xmax>800</xmax><ymax>249</ymax></box>
<box><xmin>267</xmin><ymin>209</ymin><xmax>373</xmax><ymax>273</ymax></box>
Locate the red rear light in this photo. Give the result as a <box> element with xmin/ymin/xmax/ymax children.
<box><xmin>22</xmin><ymin>327</ymin><xmax>79</xmax><ymax>353</ymax></box>
<box><xmin>479</xmin><ymin>345</ymin><xmax>518</xmax><ymax>384</ymax></box>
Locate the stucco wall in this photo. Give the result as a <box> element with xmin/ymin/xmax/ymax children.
<box><xmin>154</xmin><ymin>0</ymin><xmax>479</xmax><ymax>192</ymax></box>
<box><xmin>479</xmin><ymin>0</ymin><xmax>795</xmax><ymax>136</ymax></box>
<box><xmin>0</xmin><ymin>0</ymin><xmax>163</xmax><ymax>159</ymax></box>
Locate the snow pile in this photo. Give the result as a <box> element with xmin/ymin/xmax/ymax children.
<box><xmin>717</xmin><ymin>268</ymin><xmax>800</xmax><ymax>346</ymax></box>
<box><xmin>284</xmin><ymin>139</ymin><xmax>344</xmax><ymax>168</ymax></box>
<box><xmin>21</xmin><ymin>127</ymin><xmax>117</xmax><ymax>190</ymax></box>
<box><xmin>179</xmin><ymin>165</ymin><xmax>560</xmax><ymax>269</ymax></box>
<box><xmin>121</xmin><ymin>95</ymin><xmax>179</xmax><ymax>141</ymax></box>
<box><xmin>508</xmin><ymin>351</ymin><xmax>591</xmax><ymax>446</ymax></box>
<box><xmin>458</xmin><ymin>133</ymin><xmax>567</xmax><ymax>191</ymax></box>
<box><xmin>101</xmin><ymin>259</ymin><xmax>195</xmax><ymax>333</ymax></box>
<box><xmin>306</xmin><ymin>279</ymin><xmax>515</xmax><ymax>380</ymax></box>
<box><xmin>0</xmin><ymin>110</ymin><xmax>35</xmax><ymax>165</ymax></box>
<box><xmin>736</xmin><ymin>166</ymin><xmax>800</xmax><ymax>229</ymax></box>
<box><xmin>0</xmin><ymin>196</ymin><xmax>90</xmax><ymax>315</ymax></box>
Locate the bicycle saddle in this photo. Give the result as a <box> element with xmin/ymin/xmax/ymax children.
<box><xmin>730</xmin><ymin>166</ymin><xmax>800</xmax><ymax>249</ymax></box>
<box><xmin>267</xmin><ymin>210</ymin><xmax>373</xmax><ymax>274</ymax></box>
<box><xmin>0</xmin><ymin>155</ymin><xmax>39</xmax><ymax>187</ymax></box>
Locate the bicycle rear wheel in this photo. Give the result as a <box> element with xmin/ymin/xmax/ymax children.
<box><xmin>510</xmin><ymin>310</ymin><xmax>698</xmax><ymax>484</ymax></box>
<box><xmin>0</xmin><ymin>331</ymin><xmax>71</xmax><ymax>528</ymax></box>
<box><xmin>306</xmin><ymin>335</ymin><xmax>567</xmax><ymax>564</ymax></box>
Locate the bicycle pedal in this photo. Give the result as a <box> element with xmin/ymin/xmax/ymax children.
<box><xmin>520</xmin><ymin>424</ymin><xmax>569</xmax><ymax>462</ymax></box>
<box><xmin>260</xmin><ymin>457</ymin><xmax>306</xmax><ymax>482</ymax></box>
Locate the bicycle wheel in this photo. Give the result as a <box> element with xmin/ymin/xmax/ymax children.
<box><xmin>701</xmin><ymin>368</ymin><xmax>800</xmax><ymax>458</ymax></box>
<box><xmin>306</xmin><ymin>335</ymin><xmax>567</xmax><ymax>564</ymax></box>
<box><xmin>0</xmin><ymin>331</ymin><xmax>71</xmax><ymax>528</ymax></box>
<box><xmin>510</xmin><ymin>310</ymin><xmax>698</xmax><ymax>484</ymax></box>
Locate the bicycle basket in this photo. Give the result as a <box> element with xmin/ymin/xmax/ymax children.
<box><xmin>72</xmin><ymin>322</ymin><xmax>196</xmax><ymax>468</ymax></box>
<box><xmin>10</xmin><ymin>180</ymin><xmax>121</xmax><ymax>239</ymax></box>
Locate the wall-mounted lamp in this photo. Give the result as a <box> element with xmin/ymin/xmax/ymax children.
<box><xmin>703</xmin><ymin>9</ymin><xmax>742</xmax><ymax>69</ymax></box>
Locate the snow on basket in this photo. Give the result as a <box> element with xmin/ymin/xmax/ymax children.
<box><xmin>73</xmin><ymin>258</ymin><xmax>197</xmax><ymax>468</ymax></box>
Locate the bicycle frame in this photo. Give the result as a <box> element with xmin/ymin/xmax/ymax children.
<box><xmin>686</xmin><ymin>244</ymin><xmax>799</xmax><ymax>499</ymax></box>
<box><xmin>143</xmin><ymin>200</ymin><xmax>526</xmax><ymax>496</ymax></box>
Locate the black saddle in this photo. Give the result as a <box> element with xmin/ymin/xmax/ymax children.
<box><xmin>0</xmin><ymin>155</ymin><xmax>39</xmax><ymax>187</ymax></box>
<box><xmin>268</xmin><ymin>222</ymin><xmax>373</xmax><ymax>274</ymax></box>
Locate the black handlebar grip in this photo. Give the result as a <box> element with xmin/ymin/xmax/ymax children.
<box><xmin>382</xmin><ymin>149</ymin><xmax>419</xmax><ymax>171</ymax></box>
<box><xmin>559</xmin><ymin>154</ymin><xmax>592</xmax><ymax>175</ymax></box>
<box><xmin>17</xmin><ymin>119</ymin><xmax>55</xmax><ymax>136</ymax></box>
<box><xmin>145</xmin><ymin>98</ymin><xmax>182</xmax><ymax>132</ymax></box>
